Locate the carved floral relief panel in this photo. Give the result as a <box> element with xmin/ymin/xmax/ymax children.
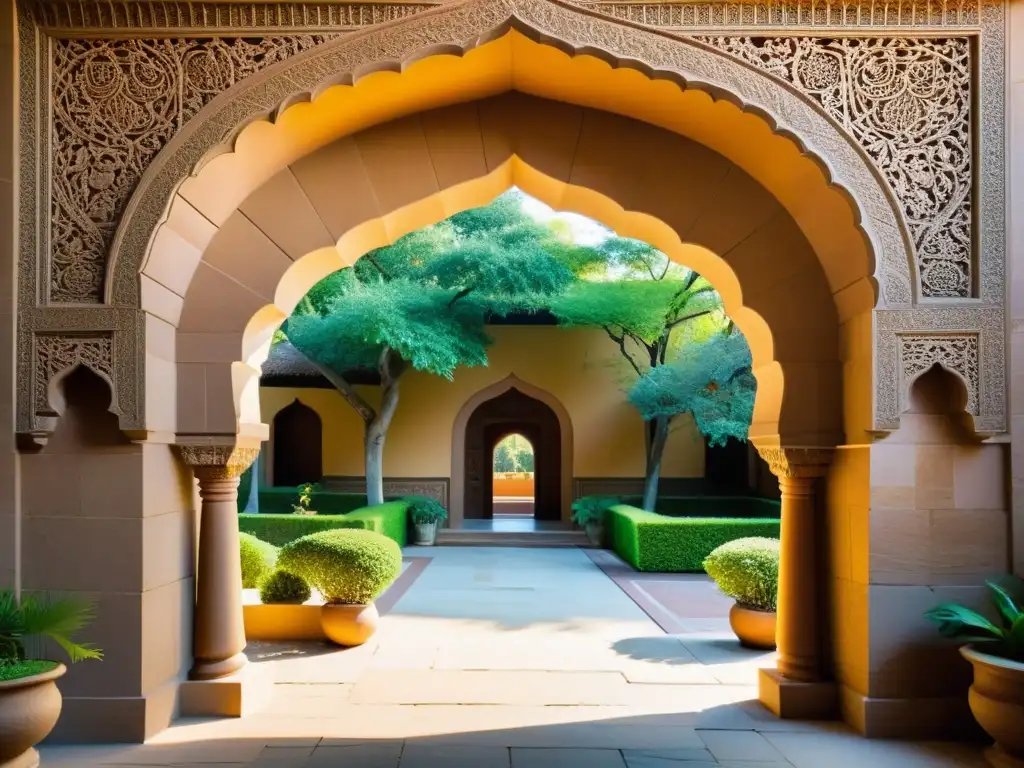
<box><xmin>48</xmin><ymin>35</ymin><xmax>336</xmax><ymax>303</ymax></box>
<box><xmin>698</xmin><ymin>36</ymin><xmax>973</xmax><ymax>298</ymax></box>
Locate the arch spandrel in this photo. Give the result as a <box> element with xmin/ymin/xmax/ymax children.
<box><xmin>109</xmin><ymin>0</ymin><xmax>914</xmax><ymax>311</ymax></box>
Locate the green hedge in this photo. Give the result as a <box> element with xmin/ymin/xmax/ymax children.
<box><xmin>239</xmin><ymin>500</ymin><xmax>410</xmax><ymax>547</ymax></box>
<box><xmin>621</xmin><ymin>495</ymin><xmax>780</xmax><ymax>519</ymax></box>
<box><xmin>237</xmin><ymin>487</ymin><xmax>369</xmax><ymax>516</ymax></box>
<box><xmin>605</xmin><ymin>504</ymin><xmax>780</xmax><ymax>573</ymax></box>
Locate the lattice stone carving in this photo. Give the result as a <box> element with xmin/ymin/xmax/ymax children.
<box><xmin>33</xmin><ymin>333</ymin><xmax>115</xmax><ymax>415</ymax></box>
<box><xmin>699</xmin><ymin>36</ymin><xmax>972</xmax><ymax>299</ymax></box>
<box><xmin>899</xmin><ymin>334</ymin><xmax>979</xmax><ymax>414</ymax></box>
<box><xmin>49</xmin><ymin>35</ymin><xmax>337</xmax><ymax>303</ymax></box>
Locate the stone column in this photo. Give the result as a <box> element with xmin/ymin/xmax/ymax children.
<box><xmin>756</xmin><ymin>446</ymin><xmax>836</xmax><ymax>718</ymax></box>
<box><xmin>175</xmin><ymin>443</ymin><xmax>260</xmax><ymax>681</ymax></box>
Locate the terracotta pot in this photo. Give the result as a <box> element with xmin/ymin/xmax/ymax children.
<box><xmin>961</xmin><ymin>645</ymin><xmax>1024</xmax><ymax>764</ymax></box>
<box><xmin>585</xmin><ymin>522</ymin><xmax>603</xmax><ymax>547</ymax></box>
<box><xmin>320</xmin><ymin>602</ymin><xmax>379</xmax><ymax>647</ymax></box>
<box><xmin>728</xmin><ymin>603</ymin><xmax>777</xmax><ymax>650</ymax></box>
<box><xmin>0</xmin><ymin>662</ymin><xmax>66</xmax><ymax>768</ymax></box>
<box><xmin>413</xmin><ymin>521</ymin><xmax>438</xmax><ymax>546</ymax></box>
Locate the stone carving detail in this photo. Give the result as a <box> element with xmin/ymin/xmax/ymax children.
<box><xmin>175</xmin><ymin>444</ymin><xmax>262</xmax><ymax>478</ymax></box>
<box><xmin>33</xmin><ymin>333</ymin><xmax>115</xmax><ymax>417</ymax></box>
<box><xmin>583</xmin><ymin>0</ymin><xmax>979</xmax><ymax>28</ymax></box>
<box><xmin>755</xmin><ymin>447</ymin><xmax>834</xmax><ymax>478</ymax></box>
<box><xmin>322</xmin><ymin>476</ymin><xmax>450</xmax><ymax>508</ymax></box>
<box><xmin>899</xmin><ymin>334</ymin><xmax>979</xmax><ymax>414</ymax></box>
<box><xmin>49</xmin><ymin>35</ymin><xmax>337</xmax><ymax>303</ymax></box>
<box><xmin>699</xmin><ymin>35</ymin><xmax>972</xmax><ymax>298</ymax></box>
<box><xmin>29</xmin><ymin>2</ymin><xmax>436</xmax><ymax>32</ymax></box>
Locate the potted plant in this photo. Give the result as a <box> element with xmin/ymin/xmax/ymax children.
<box><xmin>571</xmin><ymin>495</ymin><xmax>619</xmax><ymax>546</ymax></box>
<box><xmin>0</xmin><ymin>591</ymin><xmax>102</xmax><ymax>767</ymax></box>
<box><xmin>277</xmin><ymin>528</ymin><xmax>402</xmax><ymax>647</ymax></box>
<box><xmin>703</xmin><ymin>537</ymin><xmax>779</xmax><ymax>650</ymax></box>
<box><xmin>925</xmin><ymin>576</ymin><xmax>1024</xmax><ymax>763</ymax></box>
<box><xmin>291</xmin><ymin>482</ymin><xmax>320</xmax><ymax>516</ymax></box>
<box><xmin>406</xmin><ymin>495</ymin><xmax>447</xmax><ymax>546</ymax></box>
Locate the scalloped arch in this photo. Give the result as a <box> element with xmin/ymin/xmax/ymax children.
<box><xmin>108</xmin><ymin>0</ymin><xmax>915</xmax><ymax>310</ymax></box>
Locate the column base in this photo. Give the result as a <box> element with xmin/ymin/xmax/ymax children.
<box><xmin>838</xmin><ymin>684</ymin><xmax>981</xmax><ymax>740</ymax></box>
<box><xmin>985</xmin><ymin>746</ymin><xmax>1024</xmax><ymax>768</ymax></box>
<box><xmin>189</xmin><ymin>651</ymin><xmax>248</xmax><ymax>681</ymax></box>
<box><xmin>179</xmin><ymin>663</ymin><xmax>273</xmax><ymax>718</ymax></box>
<box><xmin>758</xmin><ymin>667</ymin><xmax>838</xmax><ymax>720</ymax></box>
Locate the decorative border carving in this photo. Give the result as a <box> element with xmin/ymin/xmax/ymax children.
<box><xmin>26</xmin><ymin>1</ymin><xmax>438</xmax><ymax>33</ymax></box>
<box><xmin>755</xmin><ymin>446</ymin><xmax>834</xmax><ymax>477</ymax></box>
<box><xmin>107</xmin><ymin>0</ymin><xmax>915</xmax><ymax>310</ymax></box>
<box><xmin>322</xmin><ymin>475</ymin><xmax>450</xmax><ymax>508</ymax></box>
<box><xmin>875</xmin><ymin>307</ymin><xmax>1005</xmax><ymax>433</ymax></box>
<box><xmin>32</xmin><ymin>332</ymin><xmax>115</xmax><ymax>420</ymax></box>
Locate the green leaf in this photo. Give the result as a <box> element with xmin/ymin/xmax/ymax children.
<box><xmin>987</xmin><ymin>579</ymin><xmax>1023</xmax><ymax>630</ymax></box>
<box><xmin>924</xmin><ymin>602</ymin><xmax>1004</xmax><ymax>641</ymax></box>
<box><xmin>1007</xmin><ymin>616</ymin><xmax>1024</xmax><ymax>660</ymax></box>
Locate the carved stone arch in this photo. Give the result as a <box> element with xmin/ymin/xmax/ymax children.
<box><xmin>450</xmin><ymin>375</ymin><xmax>574</xmax><ymax>528</ymax></box>
<box><xmin>107</xmin><ymin>0</ymin><xmax>914</xmax><ymax>309</ymax></box>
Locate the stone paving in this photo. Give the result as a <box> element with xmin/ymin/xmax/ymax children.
<box><xmin>40</xmin><ymin>547</ymin><xmax>990</xmax><ymax>767</ymax></box>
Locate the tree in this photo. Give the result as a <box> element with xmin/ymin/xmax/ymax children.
<box><xmin>550</xmin><ymin>240</ymin><xmax>727</xmax><ymax>511</ymax></box>
<box><xmin>629</xmin><ymin>330</ymin><xmax>756</xmax><ymax>465</ymax></box>
<box><xmin>515</xmin><ymin>447</ymin><xmax>535</xmax><ymax>473</ymax></box>
<box><xmin>285</xmin><ymin>191</ymin><xmax>602</xmax><ymax>505</ymax></box>
<box><xmin>493</xmin><ymin>442</ymin><xmax>516</xmax><ymax>473</ymax></box>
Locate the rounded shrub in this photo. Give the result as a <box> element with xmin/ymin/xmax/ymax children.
<box><xmin>277</xmin><ymin>529</ymin><xmax>402</xmax><ymax>605</ymax></box>
<box><xmin>702</xmin><ymin>536</ymin><xmax>780</xmax><ymax>612</ymax></box>
<box><xmin>239</xmin><ymin>532</ymin><xmax>278</xmax><ymax>589</ymax></box>
<box><xmin>259</xmin><ymin>569</ymin><xmax>311</xmax><ymax>605</ymax></box>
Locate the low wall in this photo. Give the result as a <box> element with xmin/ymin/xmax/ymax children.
<box><xmin>494</xmin><ymin>473</ymin><xmax>535</xmax><ymax>496</ymax></box>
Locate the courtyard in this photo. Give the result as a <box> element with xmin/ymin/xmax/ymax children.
<box><xmin>38</xmin><ymin>547</ymin><xmax>989</xmax><ymax>767</ymax></box>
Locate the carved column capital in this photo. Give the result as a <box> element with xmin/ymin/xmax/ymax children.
<box><xmin>174</xmin><ymin>443</ymin><xmax>260</xmax><ymax>480</ymax></box>
<box><xmin>755</xmin><ymin>446</ymin><xmax>834</xmax><ymax>479</ymax></box>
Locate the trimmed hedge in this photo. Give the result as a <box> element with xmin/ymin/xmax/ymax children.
<box><xmin>622</xmin><ymin>495</ymin><xmax>781</xmax><ymax>519</ymax></box>
<box><xmin>238</xmin><ymin>487</ymin><xmax>369</xmax><ymax>516</ymax></box>
<box><xmin>239</xmin><ymin>532</ymin><xmax>278</xmax><ymax>588</ymax></box>
<box><xmin>605</xmin><ymin>504</ymin><xmax>780</xmax><ymax>573</ymax></box>
<box><xmin>239</xmin><ymin>500</ymin><xmax>410</xmax><ymax>548</ymax></box>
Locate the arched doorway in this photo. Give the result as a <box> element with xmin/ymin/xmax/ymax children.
<box><xmin>271</xmin><ymin>399</ymin><xmax>323</xmax><ymax>487</ymax></box>
<box><xmin>464</xmin><ymin>389</ymin><xmax>561</xmax><ymax>522</ymax></box>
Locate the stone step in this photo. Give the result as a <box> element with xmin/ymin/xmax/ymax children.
<box><xmin>435</xmin><ymin>529</ymin><xmax>593</xmax><ymax>548</ymax></box>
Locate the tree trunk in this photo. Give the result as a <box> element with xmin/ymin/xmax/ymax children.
<box><xmin>364</xmin><ymin>348</ymin><xmax>406</xmax><ymax>507</ymax></box>
<box><xmin>242</xmin><ymin>452</ymin><xmax>260</xmax><ymax>514</ymax></box>
<box><xmin>641</xmin><ymin>415</ymin><xmax>670</xmax><ymax>511</ymax></box>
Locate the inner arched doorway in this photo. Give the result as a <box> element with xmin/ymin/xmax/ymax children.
<box><xmin>271</xmin><ymin>399</ymin><xmax>323</xmax><ymax>487</ymax></box>
<box><xmin>464</xmin><ymin>389</ymin><xmax>561</xmax><ymax>522</ymax></box>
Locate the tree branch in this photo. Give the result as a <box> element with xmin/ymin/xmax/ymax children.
<box><xmin>364</xmin><ymin>253</ymin><xmax>391</xmax><ymax>280</ymax></box>
<box><xmin>290</xmin><ymin>345</ymin><xmax>377</xmax><ymax>424</ymax></box>
<box><xmin>604</xmin><ymin>325</ymin><xmax>643</xmax><ymax>378</ymax></box>
<box><xmin>447</xmin><ymin>286</ymin><xmax>474</xmax><ymax>308</ymax></box>
<box><xmin>666</xmin><ymin>308</ymin><xmax>714</xmax><ymax>331</ymax></box>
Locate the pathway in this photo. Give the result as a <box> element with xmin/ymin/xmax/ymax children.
<box><xmin>42</xmin><ymin>547</ymin><xmax>989</xmax><ymax>767</ymax></box>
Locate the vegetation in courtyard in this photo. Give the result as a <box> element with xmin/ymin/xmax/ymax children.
<box><xmin>493</xmin><ymin>433</ymin><xmax>534</xmax><ymax>473</ymax></box>
<box><xmin>406</xmin><ymin>495</ymin><xmax>448</xmax><ymax>525</ymax></box>
<box><xmin>703</xmin><ymin>537</ymin><xmax>780</xmax><ymax>613</ymax></box>
<box><xmin>0</xmin><ymin>591</ymin><xmax>102</xmax><ymax>679</ymax></box>
<box><xmin>259</xmin><ymin>570</ymin><xmax>312</xmax><ymax>605</ymax></box>
<box><xmin>285</xmin><ymin>194</ymin><xmax>602</xmax><ymax>506</ymax></box>
<box><xmin>605</xmin><ymin>504</ymin><xmax>780</xmax><ymax>573</ymax></box>
<box><xmin>550</xmin><ymin>242</ymin><xmax>752</xmax><ymax>510</ymax></box>
<box><xmin>571</xmin><ymin>495</ymin><xmax>621</xmax><ymax>528</ymax></box>
<box><xmin>925</xmin><ymin>576</ymin><xmax>1024</xmax><ymax>662</ymax></box>
<box><xmin>277</xmin><ymin>529</ymin><xmax>402</xmax><ymax>605</ymax></box>
<box><xmin>291</xmin><ymin>482</ymin><xmax>321</xmax><ymax>515</ymax></box>
<box><xmin>239</xmin><ymin>532</ymin><xmax>278</xmax><ymax>588</ymax></box>
<box><xmin>240</xmin><ymin>500</ymin><xmax>412</xmax><ymax>547</ymax></box>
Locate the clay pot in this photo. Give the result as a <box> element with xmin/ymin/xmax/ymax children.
<box><xmin>729</xmin><ymin>603</ymin><xmax>777</xmax><ymax>650</ymax></box>
<box><xmin>961</xmin><ymin>645</ymin><xmax>1024</xmax><ymax>765</ymax></box>
<box><xmin>413</xmin><ymin>521</ymin><xmax>438</xmax><ymax>546</ymax></box>
<box><xmin>0</xmin><ymin>663</ymin><xmax>66</xmax><ymax>768</ymax></box>
<box><xmin>320</xmin><ymin>603</ymin><xmax>379</xmax><ymax>647</ymax></box>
